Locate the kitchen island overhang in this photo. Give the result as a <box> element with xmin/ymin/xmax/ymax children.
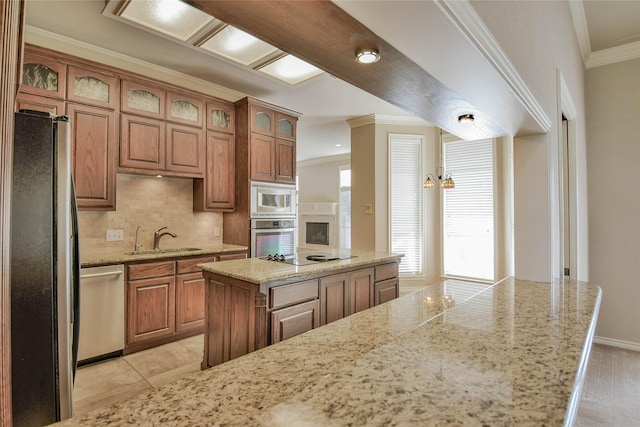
<box><xmin>54</xmin><ymin>275</ymin><xmax>601</xmax><ymax>426</ymax></box>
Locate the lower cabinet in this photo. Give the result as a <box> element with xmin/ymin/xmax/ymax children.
<box><xmin>271</xmin><ymin>300</ymin><xmax>320</xmax><ymax>344</ymax></box>
<box><xmin>125</xmin><ymin>253</ymin><xmax>246</xmax><ymax>354</ymax></box>
<box><xmin>319</xmin><ymin>273</ymin><xmax>348</xmax><ymax>326</ymax></box>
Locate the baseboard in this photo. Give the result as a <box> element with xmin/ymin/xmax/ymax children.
<box><xmin>594</xmin><ymin>336</ymin><xmax>640</xmax><ymax>352</ymax></box>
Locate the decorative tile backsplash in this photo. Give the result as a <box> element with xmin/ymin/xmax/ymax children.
<box><xmin>78</xmin><ymin>174</ymin><xmax>223</xmax><ymax>254</ymax></box>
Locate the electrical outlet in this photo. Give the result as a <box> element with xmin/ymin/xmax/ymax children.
<box><xmin>214</xmin><ymin>227</ymin><xmax>221</xmax><ymax>237</ymax></box>
<box><xmin>106</xmin><ymin>229</ymin><xmax>124</xmax><ymax>241</ymax></box>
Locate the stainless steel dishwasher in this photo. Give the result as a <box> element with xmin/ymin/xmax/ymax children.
<box><xmin>78</xmin><ymin>264</ymin><xmax>125</xmax><ymax>364</ymax></box>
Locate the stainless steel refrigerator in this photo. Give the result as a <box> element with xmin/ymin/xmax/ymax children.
<box><xmin>10</xmin><ymin>110</ymin><xmax>80</xmax><ymax>425</ymax></box>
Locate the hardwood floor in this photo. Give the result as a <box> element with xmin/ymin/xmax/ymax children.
<box><xmin>73</xmin><ymin>315</ymin><xmax>640</xmax><ymax>425</ymax></box>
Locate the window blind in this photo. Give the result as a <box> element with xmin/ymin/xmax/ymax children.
<box><xmin>443</xmin><ymin>137</ymin><xmax>494</xmax><ymax>281</ymax></box>
<box><xmin>389</xmin><ymin>135</ymin><xmax>423</xmax><ymax>275</ymax></box>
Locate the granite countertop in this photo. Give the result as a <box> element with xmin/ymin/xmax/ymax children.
<box><xmin>55</xmin><ymin>277</ymin><xmax>601</xmax><ymax>426</ymax></box>
<box><xmin>198</xmin><ymin>249</ymin><xmax>403</xmax><ymax>284</ymax></box>
<box><xmin>80</xmin><ymin>243</ymin><xmax>248</xmax><ymax>267</ymax></box>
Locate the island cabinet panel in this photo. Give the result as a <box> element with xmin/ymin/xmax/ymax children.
<box><xmin>375</xmin><ymin>278</ymin><xmax>399</xmax><ymax>305</ymax></box>
<box><xmin>204</xmin><ymin>277</ymin><xmax>259</xmax><ymax>367</ymax></box>
<box><xmin>269</xmin><ymin>279</ymin><xmax>318</xmax><ymax>310</ymax></box>
<box><xmin>351</xmin><ymin>268</ymin><xmax>374</xmax><ymax>314</ymax></box>
<box><xmin>66</xmin><ymin>102</ymin><xmax>117</xmax><ymax>210</ymax></box>
<box><xmin>320</xmin><ymin>273</ymin><xmax>349</xmax><ymax>326</ymax></box>
<box><xmin>271</xmin><ymin>299</ymin><xmax>320</xmax><ymax>344</ymax></box>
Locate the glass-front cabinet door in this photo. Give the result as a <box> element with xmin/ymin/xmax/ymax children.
<box><xmin>121</xmin><ymin>79</ymin><xmax>165</xmax><ymax>119</ymax></box>
<box><xmin>20</xmin><ymin>53</ymin><xmax>66</xmax><ymax>99</ymax></box>
<box><xmin>250</xmin><ymin>104</ymin><xmax>275</xmax><ymax>136</ymax></box>
<box><xmin>167</xmin><ymin>91</ymin><xmax>204</xmax><ymax>127</ymax></box>
<box><xmin>275</xmin><ymin>112</ymin><xmax>297</xmax><ymax>140</ymax></box>
<box><xmin>206</xmin><ymin>100</ymin><xmax>235</xmax><ymax>134</ymax></box>
<box><xmin>67</xmin><ymin>66</ymin><xmax>118</xmax><ymax>109</ymax></box>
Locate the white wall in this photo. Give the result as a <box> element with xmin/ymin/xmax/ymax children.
<box><xmin>297</xmin><ymin>154</ymin><xmax>349</xmax><ymax>204</ymax></box>
<box><xmin>471</xmin><ymin>0</ymin><xmax>588</xmax><ymax>283</ymax></box>
<box><xmin>586</xmin><ymin>58</ymin><xmax>640</xmax><ymax>346</ymax></box>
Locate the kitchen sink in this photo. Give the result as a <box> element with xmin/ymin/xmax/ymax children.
<box><xmin>125</xmin><ymin>247</ymin><xmax>202</xmax><ymax>256</ymax></box>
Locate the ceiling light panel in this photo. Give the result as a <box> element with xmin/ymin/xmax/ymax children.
<box><xmin>120</xmin><ymin>0</ymin><xmax>214</xmax><ymax>41</ymax></box>
<box><xmin>258</xmin><ymin>55</ymin><xmax>324</xmax><ymax>85</ymax></box>
<box><xmin>200</xmin><ymin>26</ymin><xmax>279</xmax><ymax>66</ymax></box>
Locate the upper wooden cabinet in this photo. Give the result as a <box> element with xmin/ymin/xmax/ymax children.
<box><xmin>275</xmin><ymin>112</ymin><xmax>297</xmax><ymax>140</ymax></box>
<box><xmin>120</xmin><ymin>113</ymin><xmax>165</xmax><ymax>172</ymax></box>
<box><xmin>249</xmin><ymin>133</ymin><xmax>276</xmax><ymax>182</ymax></box>
<box><xmin>275</xmin><ymin>138</ymin><xmax>296</xmax><ymax>183</ymax></box>
<box><xmin>67</xmin><ymin>66</ymin><xmax>118</xmax><ymax>109</ymax></box>
<box><xmin>167</xmin><ymin>91</ymin><xmax>204</xmax><ymax>127</ymax></box>
<box><xmin>20</xmin><ymin>53</ymin><xmax>66</xmax><ymax>100</ymax></box>
<box><xmin>206</xmin><ymin>100</ymin><xmax>235</xmax><ymax>134</ymax></box>
<box><xmin>15</xmin><ymin>92</ymin><xmax>65</xmax><ymax>116</ymax></box>
<box><xmin>194</xmin><ymin>131</ymin><xmax>235</xmax><ymax>212</ymax></box>
<box><xmin>121</xmin><ymin>79</ymin><xmax>165</xmax><ymax>119</ymax></box>
<box><xmin>166</xmin><ymin>122</ymin><xmax>204</xmax><ymax>176</ymax></box>
<box><xmin>66</xmin><ymin>102</ymin><xmax>117</xmax><ymax>210</ymax></box>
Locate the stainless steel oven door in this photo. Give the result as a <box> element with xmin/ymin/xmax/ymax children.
<box><xmin>250</xmin><ymin>218</ymin><xmax>296</xmax><ymax>258</ymax></box>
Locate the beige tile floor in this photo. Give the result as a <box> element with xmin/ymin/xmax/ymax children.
<box><xmin>72</xmin><ymin>334</ymin><xmax>204</xmax><ymax>416</ymax></box>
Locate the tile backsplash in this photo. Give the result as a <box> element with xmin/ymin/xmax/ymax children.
<box><xmin>78</xmin><ymin>174</ymin><xmax>223</xmax><ymax>255</ymax></box>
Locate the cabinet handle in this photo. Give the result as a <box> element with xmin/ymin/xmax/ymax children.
<box><xmin>81</xmin><ymin>271</ymin><xmax>123</xmax><ymax>279</ymax></box>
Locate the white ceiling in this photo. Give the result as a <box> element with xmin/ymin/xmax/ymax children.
<box><xmin>24</xmin><ymin>0</ymin><xmax>640</xmax><ymax>161</ymax></box>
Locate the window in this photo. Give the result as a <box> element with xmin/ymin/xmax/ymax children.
<box><xmin>389</xmin><ymin>134</ymin><xmax>423</xmax><ymax>275</ymax></box>
<box><xmin>339</xmin><ymin>166</ymin><xmax>351</xmax><ymax>249</ymax></box>
<box><xmin>442</xmin><ymin>137</ymin><xmax>494</xmax><ymax>281</ymax></box>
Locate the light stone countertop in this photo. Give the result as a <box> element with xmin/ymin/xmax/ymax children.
<box><xmin>55</xmin><ymin>277</ymin><xmax>601</xmax><ymax>427</ymax></box>
<box><xmin>198</xmin><ymin>250</ymin><xmax>404</xmax><ymax>284</ymax></box>
<box><xmin>80</xmin><ymin>243</ymin><xmax>248</xmax><ymax>267</ymax></box>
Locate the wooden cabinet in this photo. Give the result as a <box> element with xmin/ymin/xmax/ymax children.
<box><xmin>166</xmin><ymin>122</ymin><xmax>204</xmax><ymax>176</ymax></box>
<box><xmin>271</xmin><ymin>300</ymin><xmax>320</xmax><ymax>344</ymax></box>
<box><xmin>234</xmin><ymin>97</ymin><xmax>300</xmax><ymax>185</ymax></box>
<box><xmin>167</xmin><ymin>91</ymin><xmax>204</xmax><ymax>127</ymax></box>
<box><xmin>249</xmin><ymin>132</ymin><xmax>276</xmax><ymax>181</ymax></box>
<box><xmin>67</xmin><ymin>65</ymin><xmax>118</xmax><ymax>109</ymax></box>
<box><xmin>206</xmin><ymin>99</ymin><xmax>235</xmax><ymax>134</ymax></box>
<box><xmin>125</xmin><ymin>253</ymin><xmax>245</xmax><ymax>354</ymax></box>
<box><xmin>127</xmin><ymin>261</ymin><xmax>176</xmax><ymax>346</ymax></box>
<box><xmin>193</xmin><ymin>131</ymin><xmax>235</xmax><ymax>211</ymax></box>
<box><xmin>20</xmin><ymin>52</ymin><xmax>66</xmax><ymax>99</ymax></box>
<box><xmin>119</xmin><ymin>113</ymin><xmax>165</xmax><ymax>172</ymax></box>
<box><xmin>319</xmin><ymin>273</ymin><xmax>348</xmax><ymax>326</ymax></box>
<box><xmin>275</xmin><ymin>138</ymin><xmax>295</xmax><ymax>183</ymax></box>
<box><xmin>202</xmin><ymin>258</ymin><xmax>401</xmax><ymax>368</ymax></box>
<box><xmin>121</xmin><ymin>79</ymin><xmax>165</xmax><ymax>119</ymax></box>
<box><xmin>351</xmin><ymin>268</ymin><xmax>374</xmax><ymax>314</ymax></box>
<box><xmin>15</xmin><ymin>92</ymin><xmax>65</xmax><ymax>115</ymax></box>
<box><xmin>66</xmin><ymin>102</ymin><xmax>117</xmax><ymax>210</ymax></box>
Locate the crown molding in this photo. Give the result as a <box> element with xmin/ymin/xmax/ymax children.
<box><xmin>346</xmin><ymin>114</ymin><xmax>432</xmax><ymax>129</ymax></box>
<box><xmin>435</xmin><ymin>0</ymin><xmax>551</xmax><ymax>133</ymax></box>
<box><xmin>586</xmin><ymin>41</ymin><xmax>640</xmax><ymax>69</ymax></box>
<box><xmin>568</xmin><ymin>0</ymin><xmax>591</xmax><ymax>65</ymax></box>
<box><xmin>24</xmin><ymin>25</ymin><xmax>245</xmax><ymax>102</ymax></box>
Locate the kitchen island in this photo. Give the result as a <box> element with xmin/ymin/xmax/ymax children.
<box><xmin>198</xmin><ymin>250</ymin><xmax>404</xmax><ymax>367</ymax></box>
<box><xmin>56</xmin><ymin>275</ymin><xmax>601</xmax><ymax>426</ymax></box>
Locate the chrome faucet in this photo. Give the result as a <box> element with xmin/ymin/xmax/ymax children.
<box><xmin>134</xmin><ymin>225</ymin><xmax>144</xmax><ymax>252</ymax></box>
<box><xmin>153</xmin><ymin>226</ymin><xmax>177</xmax><ymax>250</ymax></box>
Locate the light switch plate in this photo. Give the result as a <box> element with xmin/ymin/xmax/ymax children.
<box><xmin>106</xmin><ymin>229</ymin><xmax>124</xmax><ymax>241</ymax></box>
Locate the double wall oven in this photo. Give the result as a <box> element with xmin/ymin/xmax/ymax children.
<box><xmin>250</xmin><ymin>181</ymin><xmax>297</xmax><ymax>258</ymax></box>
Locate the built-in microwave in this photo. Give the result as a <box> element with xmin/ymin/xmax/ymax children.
<box><xmin>250</xmin><ymin>181</ymin><xmax>297</xmax><ymax>217</ymax></box>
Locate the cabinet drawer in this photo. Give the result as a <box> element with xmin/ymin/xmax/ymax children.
<box><xmin>176</xmin><ymin>256</ymin><xmax>216</xmax><ymax>274</ymax></box>
<box><xmin>270</xmin><ymin>279</ymin><xmax>318</xmax><ymax>310</ymax></box>
<box><xmin>375</xmin><ymin>262</ymin><xmax>398</xmax><ymax>282</ymax></box>
<box><xmin>128</xmin><ymin>261</ymin><xmax>175</xmax><ymax>281</ymax></box>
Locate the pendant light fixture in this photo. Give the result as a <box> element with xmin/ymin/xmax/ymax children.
<box><xmin>423</xmin><ymin>130</ymin><xmax>455</xmax><ymax>189</ymax></box>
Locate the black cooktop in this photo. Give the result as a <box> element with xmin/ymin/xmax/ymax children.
<box><xmin>261</xmin><ymin>252</ymin><xmax>356</xmax><ymax>266</ymax></box>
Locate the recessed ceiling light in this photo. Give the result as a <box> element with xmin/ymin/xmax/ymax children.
<box><xmin>258</xmin><ymin>55</ymin><xmax>324</xmax><ymax>85</ymax></box>
<box><xmin>458</xmin><ymin>113</ymin><xmax>475</xmax><ymax>124</ymax></box>
<box><xmin>335</xmin><ymin>144</ymin><xmax>342</xmax><ymax>147</ymax></box>
<box><xmin>119</xmin><ymin>0</ymin><xmax>214</xmax><ymax>41</ymax></box>
<box><xmin>355</xmin><ymin>49</ymin><xmax>380</xmax><ymax>64</ymax></box>
<box><xmin>200</xmin><ymin>25</ymin><xmax>278</xmax><ymax>66</ymax></box>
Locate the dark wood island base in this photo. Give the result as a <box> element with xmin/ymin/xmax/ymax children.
<box><xmin>200</xmin><ymin>253</ymin><xmax>402</xmax><ymax>368</ymax></box>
